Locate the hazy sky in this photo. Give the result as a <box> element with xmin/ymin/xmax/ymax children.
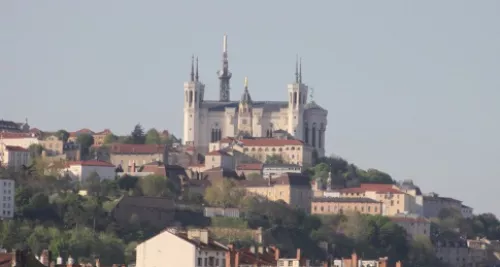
<box><xmin>1</xmin><ymin>1</ymin><xmax>499</xmax><ymax>215</ymax></box>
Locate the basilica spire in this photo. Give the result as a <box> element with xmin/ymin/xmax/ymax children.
<box><xmin>218</xmin><ymin>34</ymin><xmax>232</xmax><ymax>102</ymax></box>
<box><xmin>190</xmin><ymin>55</ymin><xmax>195</xmax><ymax>82</ymax></box>
<box><xmin>295</xmin><ymin>55</ymin><xmax>299</xmax><ymax>83</ymax></box>
<box><xmin>299</xmin><ymin>57</ymin><xmax>303</xmax><ymax>83</ymax></box>
<box><xmin>195</xmin><ymin>56</ymin><xmax>199</xmax><ymax>82</ymax></box>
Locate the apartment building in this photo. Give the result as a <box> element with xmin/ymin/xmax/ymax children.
<box><xmin>0</xmin><ymin>144</ymin><xmax>30</xmax><ymax>169</ymax></box>
<box><xmin>213</xmin><ymin>137</ymin><xmax>314</xmax><ymax>167</ymax></box>
<box><xmin>241</xmin><ymin>173</ymin><xmax>312</xmax><ymax>212</ymax></box>
<box><xmin>62</xmin><ymin>160</ymin><xmax>115</xmax><ymax>181</ymax></box>
<box><xmin>389</xmin><ymin>214</ymin><xmax>431</xmax><ymax>239</ymax></box>
<box><xmin>423</xmin><ymin>193</ymin><xmax>462</xmax><ymax>218</ymax></box>
<box><xmin>109</xmin><ymin>143</ymin><xmax>167</xmax><ymax>170</ymax></box>
<box><xmin>311</xmin><ymin>197</ymin><xmax>383</xmax><ymax>215</ymax></box>
<box><xmin>0</xmin><ymin>179</ymin><xmax>15</xmax><ymax>218</ymax></box>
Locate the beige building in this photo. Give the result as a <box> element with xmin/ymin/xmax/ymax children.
<box><xmin>109</xmin><ymin>143</ymin><xmax>167</xmax><ymax>170</ymax></box>
<box><xmin>338</xmin><ymin>184</ymin><xmax>413</xmax><ymax>216</ymax></box>
<box><xmin>189</xmin><ymin>150</ymin><xmax>234</xmax><ymax>172</ymax></box>
<box><xmin>0</xmin><ymin>132</ymin><xmax>40</xmax><ymax>149</ymax></box>
<box><xmin>389</xmin><ymin>214</ymin><xmax>430</xmax><ymax>239</ymax></box>
<box><xmin>236</xmin><ymin>163</ymin><xmax>263</xmax><ymax>177</ymax></box>
<box><xmin>183</xmin><ymin>35</ymin><xmax>328</xmax><ymax>157</ymax></box>
<box><xmin>0</xmin><ymin>144</ymin><xmax>30</xmax><ymax>169</ymax></box>
<box><xmin>241</xmin><ymin>173</ymin><xmax>312</xmax><ymax>212</ymax></box>
<box><xmin>214</xmin><ymin>137</ymin><xmax>314</xmax><ymax>167</ymax></box>
<box><xmin>311</xmin><ymin>197</ymin><xmax>383</xmax><ymax>215</ymax></box>
<box><xmin>92</xmin><ymin>129</ymin><xmax>112</xmax><ymax>146</ymax></box>
<box><xmin>39</xmin><ymin>135</ymin><xmax>64</xmax><ymax>156</ymax></box>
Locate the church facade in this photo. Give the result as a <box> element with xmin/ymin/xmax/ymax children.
<box><xmin>183</xmin><ymin>35</ymin><xmax>328</xmax><ymax>157</ymax></box>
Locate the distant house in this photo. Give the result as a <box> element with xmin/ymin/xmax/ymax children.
<box><xmin>62</xmin><ymin>160</ymin><xmax>115</xmax><ymax>181</ymax></box>
<box><xmin>204</xmin><ymin>207</ymin><xmax>240</xmax><ymax>218</ymax></box>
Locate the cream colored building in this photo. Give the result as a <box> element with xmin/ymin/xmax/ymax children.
<box><xmin>389</xmin><ymin>214</ymin><xmax>430</xmax><ymax>239</ymax></box>
<box><xmin>214</xmin><ymin>137</ymin><xmax>314</xmax><ymax>167</ymax></box>
<box><xmin>39</xmin><ymin>135</ymin><xmax>64</xmax><ymax>156</ymax></box>
<box><xmin>62</xmin><ymin>160</ymin><xmax>115</xmax><ymax>181</ymax></box>
<box><xmin>136</xmin><ymin>228</ymin><xmax>227</xmax><ymax>267</ymax></box>
<box><xmin>0</xmin><ymin>144</ymin><xmax>30</xmax><ymax>169</ymax></box>
<box><xmin>338</xmin><ymin>184</ymin><xmax>413</xmax><ymax>216</ymax></box>
<box><xmin>109</xmin><ymin>144</ymin><xmax>167</xmax><ymax>170</ymax></box>
<box><xmin>0</xmin><ymin>132</ymin><xmax>39</xmax><ymax>149</ymax></box>
<box><xmin>183</xmin><ymin>35</ymin><xmax>328</xmax><ymax>157</ymax></box>
<box><xmin>241</xmin><ymin>173</ymin><xmax>312</xmax><ymax>212</ymax></box>
<box><xmin>311</xmin><ymin>197</ymin><xmax>383</xmax><ymax>216</ymax></box>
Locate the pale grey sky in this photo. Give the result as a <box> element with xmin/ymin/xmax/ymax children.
<box><xmin>1</xmin><ymin>1</ymin><xmax>499</xmax><ymax>215</ymax></box>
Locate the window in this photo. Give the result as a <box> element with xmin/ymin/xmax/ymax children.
<box><xmin>198</xmin><ymin>258</ymin><xmax>202</xmax><ymax>266</ymax></box>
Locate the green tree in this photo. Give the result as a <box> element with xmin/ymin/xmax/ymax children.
<box><xmin>76</xmin><ymin>133</ymin><xmax>95</xmax><ymax>159</ymax></box>
<box><xmin>103</xmin><ymin>134</ymin><xmax>118</xmax><ymax>145</ymax></box>
<box><xmin>125</xmin><ymin>124</ymin><xmax>146</xmax><ymax>144</ymax></box>
<box><xmin>265</xmin><ymin>154</ymin><xmax>284</xmax><ymax>164</ymax></box>
<box><xmin>56</xmin><ymin>129</ymin><xmax>70</xmax><ymax>143</ymax></box>
<box><xmin>138</xmin><ymin>175</ymin><xmax>175</xmax><ymax>197</ymax></box>
<box><xmin>204</xmin><ymin>179</ymin><xmax>246</xmax><ymax>208</ymax></box>
<box><xmin>407</xmin><ymin>235</ymin><xmax>442</xmax><ymax>267</ymax></box>
<box><xmin>28</xmin><ymin>144</ymin><xmax>44</xmax><ymax>159</ymax></box>
<box><xmin>145</xmin><ymin>128</ymin><xmax>161</xmax><ymax>144</ymax></box>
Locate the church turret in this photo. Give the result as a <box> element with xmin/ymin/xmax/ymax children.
<box><xmin>183</xmin><ymin>55</ymin><xmax>205</xmax><ymax>147</ymax></box>
<box><xmin>237</xmin><ymin>77</ymin><xmax>253</xmax><ymax>136</ymax></box>
<box><xmin>287</xmin><ymin>56</ymin><xmax>308</xmax><ymax>140</ymax></box>
<box><xmin>217</xmin><ymin>34</ymin><xmax>232</xmax><ymax>101</ymax></box>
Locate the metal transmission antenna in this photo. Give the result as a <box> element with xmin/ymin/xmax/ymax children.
<box><xmin>217</xmin><ymin>34</ymin><xmax>232</xmax><ymax>101</ymax></box>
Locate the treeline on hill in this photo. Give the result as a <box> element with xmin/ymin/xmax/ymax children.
<box><xmin>2</xmin><ymin>152</ymin><xmax>500</xmax><ymax>266</ymax></box>
<box><xmin>28</xmin><ymin>124</ymin><xmax>179</xmax><ymax>160</ymax></box>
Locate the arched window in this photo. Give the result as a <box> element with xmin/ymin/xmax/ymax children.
<box><xmin>312</xmin><ymin>123</ymin><xmax>317</xmax><ymax>147</ymax></box>
<box><xmin>189</xmin><ymin>91</ymin><xmax>193</xmax><ymax>105</ymax></box>
<box><xmin>293</xmin><ymin>92</ymin><xmax>297</xmax><ymax>105</ymax></box>
<box><xmin>304</xmin><ymin>123</ymin><xmax>309</xmax><ymax>144</ymax></box>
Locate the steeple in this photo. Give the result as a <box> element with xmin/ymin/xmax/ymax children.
<box><xmin>195</xmin><ymin>56</ymin><xmax>199</xmax><ymax>82</ymax></box>
<box><xmin>241</xmin><ymin>77</ymin><xmax>252</xmax><ymax>103</ymax></box>
<box><xmin>299</xmin><ymin>57</ymin><xmax>303</xmax><ymax>83</ymax></box>
<box><xmin>218</xmin><ymin>34</ymin><xmax>232</xmax><ymax>101</ymax></box>
<box><xmin>190</xmin><ymin>55</ymin><xmax>195</xmax><ymax>82</ymax></box>
<box><xmin>295</xmin><ymin>55</ymin><xmax>299</xmax><ymax>83</ymax></box>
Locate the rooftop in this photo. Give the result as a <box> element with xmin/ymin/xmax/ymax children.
<box><xmin>67</xmin><ymin>160</ymin><xmax>115</xmax><ymax>167</ymax></box>
<box><xmin>312</xmin><ymin>197</ymin><xmax>380</xmax><ymax>203</ymax></box>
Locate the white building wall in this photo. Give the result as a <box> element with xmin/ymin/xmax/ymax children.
<box><xmin>1</xmin><ymin>137</ymin><xmax>39</xmax><ymax>149</ymax></box>
<box><xmin>136</xmin><ymin>231</ymin><xmax>196</xmax><ymax>267</ymax></box>
<box><xmin>0</xmin><ymin>179</ymin><xmax>15</xmax><ymax>218</ymax></box>
<box><xmin>63</xmin><ymin>165</ymin><xmax>115</xmax><ymax>181</ymax></box>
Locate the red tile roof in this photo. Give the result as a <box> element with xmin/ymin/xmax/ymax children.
<box><xmin>110</xmin><ymin>144</ymin><xmax>166</xmax><ymax>154</ymax></box>
<box><xmin>69</xmin><ymin>128</ymin><xmax>95</xmax><ymax>137</ymax></box>
<box><xmin>67</xmin><ymin>160</ymin><xmax>115</xmax><ymax>167</ymax></box>
<box><xmin>0</xmin><ymin>132</ymin><xmax>37</xmax><ymax>139</ymax></box>
<box><xmin>236</xmin><ymin>163</ymin><xmax>263</xmax><ymax>170</ymax></box>
<box><xmin>4</xmin><ymin>145</ymin><xmax>28</xmax><ymax>152</ymax></box>
<box><xmin>339</xmin><ymin>186</ymin><xmax>403</xmax><ymax>194</ymax></box>
<box><xmin>95</xmin><ymin>129</ymin><xmax>112</xmax><ymax>135</ymax></box>
<box><xmin>220</xmin><ymin>137</ymin><xmax>304</xmax><ymax>147</ymax></box>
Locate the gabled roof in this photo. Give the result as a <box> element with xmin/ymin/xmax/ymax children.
<box><xmin>110</xmin><ymin>144</ymin><xmax>166</xmax><ymax>154</ymax></box>
<box><xmin>67</xmin><ymin>160</ymin><xmax>115</xmax><ymax>167</ymax></box>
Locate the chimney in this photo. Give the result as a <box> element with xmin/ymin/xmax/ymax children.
<box><xmin>95</xmin><ymin>258</ymin><xmax>100</xmax><ymax>267</ymax></box>
<box><xmin>258</xmin><ymin>246</ymin><xmax>264</xmax><ymax>254</ymax></box>
<box><xmin>378</xmin><ymin>257</ymin><xmax>388</xmax><ymax>267</ymax></box>
<box><xmin>225</xmin><ymin>250</ymin><xmax>233</xmax><ymax>267</ymax></box>
<box><xmin>200</xmin><ymin>229</ymin><xmax>209</xmax><ymax>244</ymax></box>
<box><xmin>250</xmin><ymin>246</ymin><xmax>255</xmax><ymax>254</ymax></box>
<box><xmin>351</xmin><ymin>252</ymin><xmax>358</xmax><ymax>267</ymax></box>
<box><xmin>67</xmin><ymin>255</ymin><xmax>74</xmax><ymax>267</ymax></box>
<box><xmin>296</xmin><ymin>248</ymin><xmax>301</xmax><ymax>261</ymax></box>
<box><xmin>272</xmin><ymin>246</ymin><xmax>280</xmax><ymax>261</ymax></box>
<box><xmin>395</xmin><ymin>260</ymin><xmax>402</xmax><ymax>267</ymax></box>
<box><xmin>56</xmin><ymin>256</ymin><xmax>63</xmax><ymax>265</ymax></box>
<box><xmin>235</xmin><ymin>252</ymin><xmax>240</xmax><ymax>267</ymax></box>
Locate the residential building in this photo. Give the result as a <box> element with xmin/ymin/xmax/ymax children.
<box><xmin>397</xmin><ymin>180</ymin><xmax>424</xmax><ymax>216</ymax></box>
<box><xmin>182</xmin><ymin>35</ymin><xmax>328</xmax><ymax>157</ymax></box>
<box><xmin>0</xmin><ymin>119</ymin><xmax>29</xmax><ymax>133</ymax></box>
<box><xmin>39</xmin><ymin>135</ymin><xmax>64</xmax><ymax>156</ymax></box>
<box><xmin>109</xmin><ymin>143</ymin><xmax>168</xmax><ymax>170</ymax></box>
<box><xmin>92</xmin><ymin>129</ymin><xmax>112</xmax><ymax>146</ymax></box>
<box><xmin>262</xmin><ymin>163</ymin><xmax>302</xmax><ymax>179</ymax></box>
<box><xmin>0</xmin><ymin>179</ymin><xmax>15</xmax><ymax>219</ymax></box>
<box><xmin>204</xmin><ymin>207</ymin><xmax>240</xmax><ymax>218</ymax></box>
<box><xmin>111</xmin><ymin>195</ymin><xmax>176</xmax><ymax>229</ymax></box>
<box><xmin>216</xmin><ymin>137</ymin><xmax>314</xmax><ymax>167</ymax></box>
<box><xmin>331</xmin><ymin>253</ymin><xmax>402</xmax><ymax>267</ymax></box>
<box><xmin>467</xmin><ymin>238</ymin><xmax>488</xmax><ymax>266</ymax></box>
<box><xmin>434</xmin><ymin>240</ymin><xmax>469</xmax><ymax>266</ymax></box>
<box><xmin>0</xmin><ymin>132</ymin><xmax>40</xmax><ymax>149</ymax></box>
<box><xmin>311</xmin><ymin>197</ymin><xmax>383</xmax><ymax>215</ymax></box>
<box><xmin>0</xmin><ymin>144</ymin><xmax>30</xmax><ymax>169</ymax></box>
<box><xmin>67</xmin><ymin>128</ymin><xmax>95</xmax><ymax>143</ymax></box>
<box><xmin>62</xmin><ymin>160</ymin><xmax>115</xmax><ymax>181</ymax></box>
<box><xmin>461</xmin><ymin>204</ymin><xmax>474</xmax><ymax>218</ymax></box>
<box><xmin>236</xmin><ymin>163</ymin><xmax>262</xmax><ymax>177</ymax></box>
<box><xmin>338</xmin><ymin>184</ymin><xmax>413</xmax><ymax>216</ymax></box>
<box><xmin>423</xmin><ymin>192</ymin><xmax>462</xmax><ymax>218</ymax></box>
<box><xmin>241</xmin><ymin>173</ymin><xmax>312</xmax><ymax>212</ymax></box>
<box><xmin>136</xmin><ymin>228</ymin><xmax>227</xmax><ymax>267</ymax></box>
<box><xmin>193</xmin><ymin>150</ymin><xmax>234</xmax><ymax>171</ymax></box>
<box><xmin>389</xmin><ymin>214</ymin><xmax>431</xmax><ymax>239</ymax></box>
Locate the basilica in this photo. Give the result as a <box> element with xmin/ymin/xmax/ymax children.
<box><xmin>183</xmin><ymin>35</ymin><xmax>328</xmax><ymax>156</ymax></box>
